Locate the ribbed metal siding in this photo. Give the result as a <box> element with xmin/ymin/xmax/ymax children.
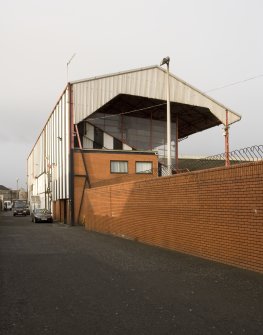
<box><xmin>72</xmin><ymin>66</ymin><xmax>240</xmax><ymax>126</ymax></box>
<box><xmin>27</xmin><ymin>87</ymin><xmax>70</xmax><ymax>204</ymax></box>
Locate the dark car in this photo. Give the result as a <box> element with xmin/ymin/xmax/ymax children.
<box><xmin>13</xmin><ymin>200</ymin><xmax>27</xmax><ymax>216</ymax></box>
<box><xmin>31</xmin><ymin>209</ymin><xmax>53</xmax><ymax>223</ymax></box>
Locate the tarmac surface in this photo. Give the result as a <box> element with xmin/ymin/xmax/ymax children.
<box><xmin>0</xmin><ymin>211</ymin><xmax>262</xmax><ymax>335</ymax></box>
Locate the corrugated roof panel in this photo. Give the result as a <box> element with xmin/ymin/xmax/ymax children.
<box><xmin>72</xmin><ymin>65</ymin><xmax>241</xmax><ymax>126</ymax></box>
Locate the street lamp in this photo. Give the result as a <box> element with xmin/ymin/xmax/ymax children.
<box><xmin>160</xmin><ymin>56</ymin><xmax>171</xmax><ymax>175</ymax></box>
<box><xmin>16</xmin><ymin>178</ymin><xmax>19</xmax><ymax>199</ymax></box>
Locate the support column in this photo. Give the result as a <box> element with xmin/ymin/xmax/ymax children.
<box><xmin>75</xmin><ymin>124</ymin><xmax>83</xmax><ymax>149</ymax></box>
<box><xmin>175</xmin><ymin>114</ymin><xmax>179</xmax><ymax>172</ymax></box>
<box><xmin>225</xmin><ymin>110</ymin><xmax>230</xmax><ymax>167</ymax></box>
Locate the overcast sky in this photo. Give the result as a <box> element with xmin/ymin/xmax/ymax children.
<box><xmin>0</xmin><ymin>0</ymin><xmax>262</xmax><ymax>189</ymax></box>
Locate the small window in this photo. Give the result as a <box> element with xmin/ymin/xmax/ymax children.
<box><xmin>110</xmin><ymin>161</ymin><xmax>128</xmax><ymax>174</ymax></box>
<box><xmin>136</xmin><ymin>161</ymin><xmax>153</xmax><ymax>174</ymax></box>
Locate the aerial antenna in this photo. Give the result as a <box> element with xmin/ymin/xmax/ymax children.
<box><xmin>67</xmin><ymin>53</ymin><xmax>76</xmax><ymax>82</ymax></box>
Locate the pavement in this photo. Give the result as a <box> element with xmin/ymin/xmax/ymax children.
<box><xmin>0</xmin><ymin>211</ymin><xmax>262</xmax><ymax>335</ymax></box>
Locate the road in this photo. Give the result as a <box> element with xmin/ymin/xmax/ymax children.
<box><xmin>0</xmin><ymin>211</ymin><xmax>262</xmax><ymax>335</ymax></box>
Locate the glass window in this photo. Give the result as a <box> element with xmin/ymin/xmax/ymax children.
<box><xmin>136</xmin><ymin>161</ymin><xmax>153</xmax><ymax>174</ymax></box>
<box><xmin>110</xmin><ymin>161</ymin><xmax>128</xmax><ymax>173</ymax></box>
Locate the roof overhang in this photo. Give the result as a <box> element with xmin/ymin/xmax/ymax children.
<box><xmin>71</xmin><ymin>65</ymin><xmax>241</xmax><ymax>137</ymax></box>
<box><xmin>86</xmin><ymin>93</ymin><xmax>221</xmax><ymax>139</ymax></box>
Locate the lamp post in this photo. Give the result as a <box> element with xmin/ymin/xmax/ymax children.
<box><xmin>160</xmin><ymin>56</ymin><xmax>171</xmax><ymax>175</ymax></box>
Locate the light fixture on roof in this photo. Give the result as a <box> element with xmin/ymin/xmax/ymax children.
<box><xmin>160</xmin><ymin>56</ymin><xmax>170</xmax><ymax>67</ymax></box>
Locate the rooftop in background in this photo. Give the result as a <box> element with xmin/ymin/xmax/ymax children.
<box><xmin>0</xmin><ymin>185</ymin><xmax>10</xmax><ymax>191</ymax></box>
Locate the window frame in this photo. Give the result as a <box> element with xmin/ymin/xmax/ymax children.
<box><xmin>135</xmin><ymin>161</ymin><xmax>153</xmax><ymax>174</ymax></box>
<box><xmin>110</xmin><ymin>160</ymin><xmax>129</xmax><ymax>174</ymax></box>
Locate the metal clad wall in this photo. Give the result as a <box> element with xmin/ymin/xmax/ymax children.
<box><xmin>73</xmin><ymin>66</ymin><xmax>240</xmax><ymax>126</ymax></box>
<box><xmin>27</xmin><ymin>88</ymin><xmax>70</xmax><ymax>208</ymax></box>
<box><xmin>37</xmin><ymin>174</ymin><xmax>46</xmax><ymax>195</ymax></box>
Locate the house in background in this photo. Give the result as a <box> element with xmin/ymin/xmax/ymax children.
<box><xmin>27</xmin><ymin>65</ymin><xmax>241</xmax><ymax>224</ymax></box>
<box><xmin>0</xmin><ymin>185</ymin><xmax>19</xmax><ymax>202</ymax></box>
<box><xmin>0</xmin><ymin>185</ymin><xmax>27</xmax><ymax>210</ymax></box>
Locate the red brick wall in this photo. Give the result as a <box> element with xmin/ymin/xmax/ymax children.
<box><xmin>80</xmin><ymin>161</ymin><xmax>263</xmax><ymax>273</ymax></box>
<box><xmin>74</xmin><ymin>151</ymin><xmax>158</xmax><ymax>187</ymax></box>
<box><xmin>73</xmin><ymin>150</ymin><xmax>158</xmax><ymax>224</ymax></box>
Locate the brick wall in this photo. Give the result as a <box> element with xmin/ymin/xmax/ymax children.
<box><xmin>73</xmin><ymin>150</ymin><xmax>158</xmax><ymax>224</ymax></box>
<box><xmin>79</xmin><ymin>161</ymin><xmax>263</xmax><ymax>273</ymax></box>
<box><xmin>74</xmin><ymin>150</ymin><xmax>158</xmax><ymax>187</ymax></box>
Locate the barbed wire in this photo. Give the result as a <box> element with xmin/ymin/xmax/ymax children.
<box><xmin>163</xmin><ymin>145</ymin><xmax>263</xmax><ymax>174</ymax></box>
<box><xmin>202</xmin><ymin>145</ymin><xmax>263</xmax><ymax>162</ymax></box>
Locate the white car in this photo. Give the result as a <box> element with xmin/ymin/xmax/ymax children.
<box><xmin>4</xmin><ymin>201</ymin><xmax>12</xmax><ymax>211</ymax></box>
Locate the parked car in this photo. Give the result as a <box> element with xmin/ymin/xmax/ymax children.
<box><xmin>31</xmin><ymin>209</ymin><xmax>53</xmax><ymax>223</ymax></box>
<box><xmin>13</xmin><ymin>200</ymin><xmax>27</xmax><ymax>216</ymax></box>
<box><xmin>4</xmin><ymin>201</ymin><xmax>12</xmax><ymax>211</ymax></box>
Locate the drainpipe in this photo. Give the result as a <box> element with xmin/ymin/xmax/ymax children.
<box><xmin>68</xmin><ymin>83</ymin><xmax>75</xmax><ymax>225</ymax></box>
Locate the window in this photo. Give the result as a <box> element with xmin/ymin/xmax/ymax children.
<box><xmin>136</xmin><ymin>161</ymin><xmax>153</xmax><ymax>174</ymax></box>
<box><xmin>110</xmin><ymin>161</ymin><xmax>128</xmax><ymax>174</ymax></box>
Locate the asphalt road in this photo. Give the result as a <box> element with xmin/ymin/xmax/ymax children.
<box><xmin>0</xmin><ymin>211</ymin><xmax>262</xmax><ymax>335</ymax></box>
